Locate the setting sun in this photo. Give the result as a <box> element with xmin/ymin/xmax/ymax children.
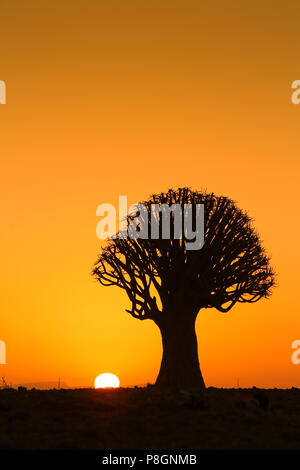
<box><xmin>95</xmin><ymin>373</ymin><xmax>120</xmax><ymax>389</ymax></box>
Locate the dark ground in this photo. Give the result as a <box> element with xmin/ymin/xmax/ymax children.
<box><xmin>0</xmin><ymin>386</ymin><xmax>300</xmax><ymax>449</ymax></box>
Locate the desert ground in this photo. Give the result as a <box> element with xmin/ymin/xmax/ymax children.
<box><xmin>0</xmin><ymin>386</ymin><xmax>299</xmax><ymax>449</ymax></box>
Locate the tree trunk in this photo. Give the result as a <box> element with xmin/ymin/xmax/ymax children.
<box><xmin>155</xmin><ymin>314</ymin><xmax>205</xmax><ymax>390</ymax></box>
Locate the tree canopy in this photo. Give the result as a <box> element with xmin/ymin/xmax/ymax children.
<box><xmin>92</xmin><ymin>188</ymin><xmax>275</xmax><ymax>324</ymax></box>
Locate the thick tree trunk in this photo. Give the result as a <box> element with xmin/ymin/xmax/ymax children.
<box><xmin>155</xmin><ymin>314</ymin><xmax>205</xmax><ymax>390</ymax></box>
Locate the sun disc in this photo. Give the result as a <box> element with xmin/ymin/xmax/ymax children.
<box><xmin>95</xmin><ymin>373</ymin><xmax>120</xmax><ymax>389</ymax></box>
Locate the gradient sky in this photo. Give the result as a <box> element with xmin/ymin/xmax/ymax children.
<box><xmin>1</xmin><ymin>0</ymin><xmax>300</xmax><ymax>388</ymax></box>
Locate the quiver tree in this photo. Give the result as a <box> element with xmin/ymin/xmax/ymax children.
<box><xmin>92</xmin><ymin>188</ymin><xmax>275</xmax><ymax>390</ymax></box>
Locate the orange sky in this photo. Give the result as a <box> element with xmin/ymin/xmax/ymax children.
<box><xmin>1</xmin><ymin>1</ymin><xmax>300</xmax><ymax>388</ymax></box>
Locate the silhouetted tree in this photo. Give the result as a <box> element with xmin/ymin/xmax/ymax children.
<box><xmin>92</xmin><ymin>188</ymin><xmax>275</xmax><ymax>390</ymax></box>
